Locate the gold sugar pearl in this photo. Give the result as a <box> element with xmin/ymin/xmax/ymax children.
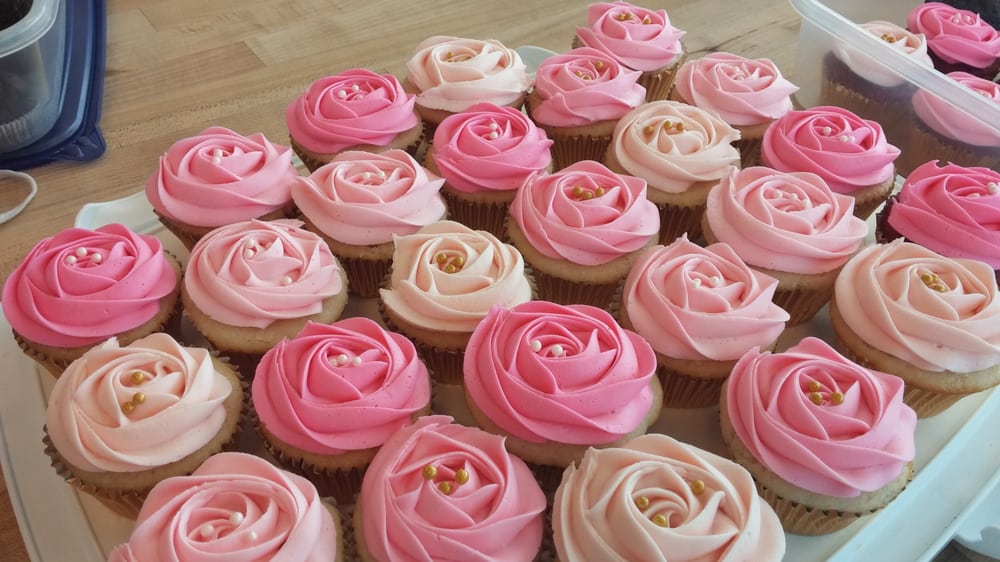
<box><xmin>642</xmin><ymin>15</ymin><xmax>652</xmax><ymax>24</ymax></box>
<box><xmin>880</xmin><ymin>33</ymin><xmax>898</xmax><ymax>43</ymax></box>
<box><xmin>808</xmin><ymin>380</ymin><xmax>822</xmax><ymax>393</ymax></box>
<box><xmin>582</xmin><ymin>191</ymin><xmax>594</xmax><ymax>200</ymax></box>
<box><xmin>675</xmin><ymin>122</ymin><xmax>685</xmax><ymax>131</ymax></box>
<box><xmin>652</xmin><ymin>514</ymin><xmax>669</xmax><ymax>527</ymax></box>
<box><xmin>422</xmin><ymin>465</ymin><xmax>437</xmax><ymax>480</ymax></box>
<box><xmin>661</xmin><ymin>121</ymin><xmax>673</xmax><ymax>131</ymax></box>
<box><xmin>132</xmin><ymin>392</ymin><xmax>146</xmax><ymax>405</ymax></box>
<box><xmin>643</xmin><ymin>125</ymin><xmax>656</xmax><ymax>136</ymax></box>
<box><xmin>594</xmin><ymin>187</ymin><xmax>606</xmax><ymax>197</ymax></box>
<box><xmin>615</xmin><ymin>12</ymin><xmax>633</xmax><ymax>21</ymax></box>
<box><xmin>452</xmin><ymin>256</ymin><xmax>465</xmax><ymax>267</ymax></box>
<box><xmin>809</xmin><ymin>392</ymin><xmax>824</xmax><ymax>405</ymax></box>
<box><xmin>121</xmin><ymin>401</ymin><xmax>136</xmax><ymax>415</ymax></box>
<box><xmin>436</xmin><ymin>253</ymin><xmax>448</xmax><ymax>264</ymax></box>
<box><xmin>931</xmin><ymin>282</ymin><xmax>949</xmax><ymax>293</ymax></box>
<box><xmin>594</xmin><ymin>60</ymin><xmax>604</xmax><ymax>69</ymax></box>
<box><xmin>130</xmin><ymin>372</ymin><xmax>146</xmax><ymax>385</ymax></box>
<box><xmin>438</xmin><ymin>481</ymin><xmax>454</xmax><ymax>495</ymax></box>
<box><xmin>444</xmin><ymin>264</ymin><xmax>459</xmax><ymax>274</ymax></box>
<box><xmin>455</xmin><ymin>468</ymin><xmax>470</xmax><ymax>485</ymax></box>
<box><xmin>689</xmin><ymin>479</ymin><xmax>706</xmax><ymax>495</ymax></box>
<box><xmin>573</xmin><ymin>186</ymin><xmax>585</xmax><ymax>197</ymax></box>
<box><xmin>920</xmin><ymin>273</ymin><xmax>940</xmax><ymax>286</ymax></box>
<box><xmin>634</xmin><ymin>495</ymin><xmax>650</xmax><ymax>510</ymax></box>
<box><xmin>830</xmin><ymin>391</ymin><xmax>845</xmax><ymax>405</ymax></box>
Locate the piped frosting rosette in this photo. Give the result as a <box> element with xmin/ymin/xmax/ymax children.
<box><xmin>145</xmin><ymin>126</ymin><xmax>298</xmax><ymax>228</ymax></box>
<box><xmin>912</xmin><ymin>71</ymin><xmax>1000</xmax><ymax>147</ymax></box>
<box><xmin>908</xmin><ymin>2</ymin><xmax>1000</xmax><ymax>71</ymax></box>
<box><xmin>553</xmin><ymin>433</ymin><xmax>785</xmax><ymax>562</ymax></box>
<box><xmin>285</xmin><ymin>68</ymin><xmax>421</xmax><ymax>155</ymax></box>
<box><xmin>575</xmin><ymin>1</ymin><xmax>685</xmax><ymax>72</ymax></box>
<box><xmin>356</xmin><ymin>415</ymin><xmax>546</xmax><ymax>562</ymax></box>
<box><xmin>108</xmin><ymin>452</ymin><xmax>340</xmax><ymax>562</ymax></box>
<box><xmin>831</xmin><ymin>21</ymin><xmax>933</xmax><ymax>88</ymax></box>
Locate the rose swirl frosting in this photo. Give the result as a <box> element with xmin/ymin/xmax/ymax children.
<box><xmin>464</xmin><ymin>301</ymin><xmax>657</xmax><ymax>445</ymax></box>
<box><xmin>908</xmin><ymin>2</ymin><xmax>1000</xmax><ymax>70</ymax></box>
<box><xmin>145</xmin><ymin>126</ymin><xmax>298</xmax><ymax>227</ymax></box>
<box><xmin>108</xmin><ymin>452</ymin><xmax>339</xmax><ymax>562</ymax></box>
<box><xmin>912</xmin><ymin>71</ymin><xmax>1000</xmax><ymax>146</ymax></box>
<box><xmin>575</xmin><ymin>1</ymin><xmax>685</xmax><ymax>71</ymax></box>
<box><xmin>832</xmin><ymin>21</ymin><xmax>933</xmax><ymax>87</ymax></box>
<box><xmin>252</xmin><ymin>319</ymin><xmax>431</xmax><ymax>455</ymax></box>
<box><xmin>358</xmin><ymin>415</ymin><xmax>546</xmax><ymax>562</ymax></box>
<box><xmin>553</xmin><ymin>433</ymin><xmax>785</xmax><ymax>562</ymax></box>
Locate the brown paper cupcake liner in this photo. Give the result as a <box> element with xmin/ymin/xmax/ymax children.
<box><xmin>658</xmin><ymin>366</ymin><xmax>726</xmax><ymax>409</ymax></box>
<box><xmin>337</xmin><ymin>255</ymin><xmax>393</xmax><ymax>299</ymax></box>
<box><xmin>735</xmin><ymin>137</ymin><xmax>763</xmax><ymax>169</ymax></box>
<box><xmin>656</xmin><ymin>200</ymin><xmax>705</xmax><ymax>245</ymax></box>
<box><xmin>901</xmin><ymin>386</ymin><xmax>970</xmax><ymax>419</ymax></box>
<box><xmin>773</xmin><ymin>285</ymin><xmax>833</xmax><ymax>326</ymax></box>
<box><xmin>13</xmin><ymin>330</ymin><xmax>70</xmax><ymax>377</ymax></box>
<box><xmin>377</xmin><ymin>297</ymin><xmax>465</xmax><ymax>385</ymax></box>
<box><xmin>548</xmin><ymin>133</ymin><xmax>612</xmax><ymax>172</ymax></box>
<box><xmin>756</xmin><ymin>483</ymin><xmax>866</xmax><ymax>535</ymax></box>
<box><xmin>441</xmin><ymin>189</ymin><xmax>511</xmax><ymax>242</ymax></box>
<box><xmin>639</xmin><ymin>55</ymin><xmax>685</xmax><ymax>102</ymax></box>
<box><xmin>529</xmin><ymin>267</ymin><xmax>619</xmax><ymax>310</ymax></box>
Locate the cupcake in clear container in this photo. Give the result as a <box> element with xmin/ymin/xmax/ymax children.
<box><xmin>908</xmin><ymin>1</ymin><xmax>1000</xmax><ymax>79</ymax></box>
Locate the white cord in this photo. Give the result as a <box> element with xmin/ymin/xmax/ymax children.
<box><xmin>0</xmin><ymin>169</ymin><xmax>38</xmax><ymax>224</ymax></box>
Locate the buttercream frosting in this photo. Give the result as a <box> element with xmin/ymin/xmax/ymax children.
<box><xmin>45</xmin><ymin>333</ymin><xmax>234</xmax><ymax>473</ymax></box>
<box><xmin>673</xmin><ymin>52</ymin><xmax>798</xmax><ymax>126</ymax></box>
<box><xmin>834</xmin><ymin>240</ymin><xmax>1000</xmax><ymax>372</ymax></box>
<box><xmin>908</xmin><ymin>2</ymin><xmax>1000</xmax><ymax>70</ymax></box>
<box><xmin>704</xmin><ymin>166</ymin><xmax>868</xmax><ymax>274</ymax></box>
<box><xmin>379</xmin><ymin>220</ymin><xmax>533</xmax><ymax>335</ymax></box>
<box><xmin>464</xmin><ymin>301</ymin><xmax>657</xmax><ymax>445</ymax></box>
<box><xmin>405</xmin><ymin>36</ymin><xmax>531</xmax><ymax>112</ymax></box>
<box><xmin>252</xmin><ymin>319</ymin><xmax>430</xmax><ymax>455</ymax></box>
<box><xmin>553</xmin><ymin>433</ymin><xmax>785</xmax><ymax>562</ymax></box>
<box><xmin>285</xmin><ymin>69</ymin><xmax>420</xmax><ymax>155</ymax></box>
<box><xmin>832</xmin><ymin>21</ymin><xmax>933</xmax><ymax>88</ymax></box>
<box><xmin>358</xmin><ymin>415</ymin><xmax>546</xmax><ymax>562</ymax></box>
<box><xmin>508</xmin><ymin>160</ymin><xmax>659</xmax><ymax>265</ymax></box>
<box><xmin>622</xmin><ymin>236</ymin><xmax>789</xmax><ymax>361</ymax></box>
<box><xmin>609</xmin><ymin>100</ymin><xmax>740</xmax><ymax>194</ymax></box>
<box><xmin>184</xmin><ymin>219</ymin><xmax>344</xmax><ymax>328</ymax></box>
<box><xmin>430</xmin><ymin>102</ymin><xmax>552</xmax><ymax>193</ymax></box>
<box><xmin>760</xmin><ymin>105</ymin><xmax>900</xmax><ymax>195</ymax></box>
<box><xmin>2</xmin><ymin>224</ymin><xmax>178</xmax><ymax>348</ymax></box>
<box><xmin>912</xmin><ymin>71</ymin><xmax>1000</xmax><ymax>146</ymax></box>
<box><xmin>145</xmin><ymin>126</ymin><xmax>297</xmax><ymax>227</ymax></box>
<box><xmin>291</xmin><ymin>149</ymin><xmax>446</xmax><ymax>246</ymax></box>
<box><xmin>886</xmin><ymin>160</ymin><xmax>1000</xmax><ymax>269</ymax></box>
<box><xmin>108</xmin><ymin>452</ymin><xmax>339</xmax><ymax>562</ymax></box>
<box><xmin>725</xmin><ymin>337</ymin><xmax>917</xmax><ymax>497</ymax></box>
<box><xmin>530</xmin><ymin>47</ymin><xmax>646</xmax><ymax>127</ymax></box>
<box><xmin>576</xmin><ymin>1</ymin><xmax>685</xmax><ymax>72</ymax></box>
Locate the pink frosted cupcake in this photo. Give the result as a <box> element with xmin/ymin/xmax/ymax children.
<box><xmin>355</xmin><ymin>415</ymin><xmax>546</xmax><ymax>562</ymax></box>
<box><xmin>252</xmin><ymin>319</ymin><xmax>431</xmax><ymax>504</ymax></box>
<box><xmin>760</xmin><ymin>105</ymin><xmax>901</xmax><ymax>220</ymax></box>
<box><xmin>554</xmin><ymin>433</ymin><xmax>785</xmax><ymax>561</ymax></box>
<box><xmin>404</xmin><ymin>36</ymin><xmax>532</xmax><ymax>132</ymax></box>
<box><xmin>574</xmin><ymin>1</ymin><xmax>686</xmax><ymax>101</ymax></box>
<box><xmin>108</xmin><ymin>452</ymin><xmax>342</xmax><ymax>561</ymax></box>
<box><xmin>606</xmin><ymin>100</ymin><xmax>741</xmax><ymax>244</ymax></box>
<box><xmin>292</xmin><ymin>149</ymin><xmax>446</xmax><ymax>297</ymax></box>
<box><xmin>618</xmin><ymin>236</ymin><xmax>789</xmax><ymax>407</ymax></box>
<box><xmin>424</xmin><ymin>102</ymin><xmax>552</xmax><ymax>239</ymax></box>
<box><xmin>145</xmin><ymin>126</ymin><xmax>299</xmax><ymax>249</ymax></box>
<box><xmin>526</xmin><ymin>47</ymin><xmax>646</xmax><ymax>170</ymax></box>
<box><xmin>3</xmin><ymin>224</ymin><xmax>181</xmax><ymax>376</ymax></box>
<box><xmin>702</xmin><ymin>166</ymin><xmax>868</xmax><ymax>325</ymax></box>
<box><xmin>908</xmin><ymin>2</ymin><xmax>1000</xmax><ymax>78</ymax></box>
<box><xmin>507</xmin><ymin>160</ymin><xmax>659</xmax><ymax>308</ymax></box>
<box><xmin>463</xmin><ymin>300</ymin><xmax>661</xmax><ymax>488</ymax></box>
<box><xmin>285</xmin><ymin>69</ymin><xmax>423</xmax><ymax>172</ymax></box>
<box><xmin>720</xmin><ymin>337</ymin><xmax>916</xmax><ymax>535</ymax></box>
<box><xmin>671</xmin><ymin>52</ymin><xmax>798</xmax><ymax>168</ymax></box>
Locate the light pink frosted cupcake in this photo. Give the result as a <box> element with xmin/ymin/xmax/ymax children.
<box><xmin>526</xmin><ymin>47</ymin><xmax>646</xmax><ymax>170</ymax></box>
<box><xmin>145</xmin><ymin>126</ymin><xmax>299</xmax><ymax>249</ymax></box>
<box><xmin>760</xmin><ymin>105</ymin><xmax>901</xmax><ymax>220</ymax></box>
<box><xmin>702</xmin><ymin>166</ymin><xmax>868</xmax><ymax>325</ymax></box>
<box><xmin>619</xmin><ymin>236</ymin><xmax>789</xmax><ymax>407</ymax></box>
<box><xmin>605</xmin><ymin>100</ymin><xmax>741</xmax><ymax>244</ymax></box>
<box><xmin>574</xmin><ymin>1</ymin><xmax>686</xmax><ymax>101</ymax></box>
<box><xmin>671</xmin><ymin>52</ymin><xmax>798</xmax><ymax>167</ymax></box>
<box><xmin>285</xmin><ymin>69</ymin><xmax>423</xmax><ymax>172</ymax></box>
<box><xmin>292</xmin><ymin>149</ymin><xmax>446</xmax><ymax>297</ymax></box>
<box><xmin>424</xmin><ymin>102</ymin><xmax>552</xmax><ymax>239</ymax></box>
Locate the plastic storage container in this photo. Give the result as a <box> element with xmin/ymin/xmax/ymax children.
<box><xmin>791</xmin><ymin>0</ymin><xmax>1000</xmax><ymax>175</ymax></box>
<box><xmin>0</xmin><ymin>0</ymin><xmax>66</xmax><ymax>153</ymax></box>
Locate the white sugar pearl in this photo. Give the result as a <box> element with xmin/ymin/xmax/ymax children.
<box><xmin>91</xmin><ymin>253</ymin><xmax>103</xmax><ymax>264</ymax></box>
<box><xmin>351</xmin><ymin>356</ymin><xmax>362</xmax><ymax>366</ymax></box>
<box><xmin>550</xmin><ymin>344</ymin><xmax>565</xmax><ymax>357</ymax></box>
<box><xmin>200</xmin><ymin>524</ymin><xmax>215</xmax><ymax>539</ymax></box>
<box><xmin>65</xmin><ymin>255</ymin><xmax>77</xmax><ymax>265</ymax></box>
<box><xmin>337</xmin><ymin>90</ymin><xmax>347</xmax><ymax>99</ymax></box>
<box><xmin>75</xmin><ymin>247</ymin><xmax>88</xmax><ymax>257</ymax></box>
<box><xmin>530</xmin><ymin>339</ymin><xmax>542</xmax><ymax>352</ymax></box>
<box><xmin>229</xmin><ymin>512</ymin><xmax>244</xmax><ymax>525</ymax></box>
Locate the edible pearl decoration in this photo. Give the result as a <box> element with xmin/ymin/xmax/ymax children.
<box><xmin>200</xmin><ymin>524</ymin><xmax>214</xmax><ymax>539</ymax></box>
<box><xmin>530</xmin><ymin>339</ymin><xmax>542</xmax><ymax>352</ymax></box>
<box><xmin>230</xmin><ymin>512</ymin><xmax>244</xmax><ymax>525</ymax></box>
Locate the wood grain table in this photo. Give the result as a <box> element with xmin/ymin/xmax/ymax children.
<box><xmin>0</xmin><ymin>1</ymin><xmax>990</xmax><ymax>561</ymax></box>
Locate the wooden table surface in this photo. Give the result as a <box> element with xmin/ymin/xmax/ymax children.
<box><xmin>0</xmin><ymin>1</ymin><xmax>979</xmax><ymax>561</ymax></box>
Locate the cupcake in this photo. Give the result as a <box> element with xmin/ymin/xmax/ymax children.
<box><xmin>908</xmin><ymin>1</ymin><xmax>1000</xmax><ymax>79</ymax></box>
<box><xmin>379</xmin><ymin>220</ymin><xmax>533</xmax><ymax>384</ymax></box>
<box><xmin>463</xmin><ymin>300</ymin><xmax>662</xmax><ymax>488</ymax></box>
<box><xmin>830</xmin><ymin>240</ymin><xmax>1000</xmax><ymax>417</ymax></box>
<box><xmin>618</xmin><ymin>236</ymin><xmax>790</xmax><ymax>407</ymax></box>
<box><xmin>554</xmin><ymin>433</ymin><xmax>785</xmax><ymax>561</ymax></box>
<box><xmin>355</xmin><ymin>415</ymin><xmax>545</xmax><ymax>562</ymax></box>
<box><xmin>251</xmin><ymin>319</ymin><xmax>431</xmax><ymax>504</ymax></box>
<box><xmin>878</xmin><ymin>160</ymin><xmax>1000</xmax><ymax>281</ymax></box>
<box><xmin>525</xmin><ymin>47</ymin><xmax>646</xmax><ymax>170</ymax></box>
<box><xmin>702</xmin><ymin>166</ymin><xmax>869</xmax><ymax>325</ymax></box>
<box><xmin>904</xmin><ymin>71</ymin><xmax>1000</xmax><ymax>172</ymax></box>
<box><xmin>285</xmin><ymin>69</ymin><xmax>424</xmax><ymax>172</ymax></box>
<box><xmin>108</xmin><ymin>452</ymin><xmax>342</xmax><ymax>561</ymax></box>
<box><xmin>145</xmin><ymin>126</ymin><xmax>299</xmax><ymax>249</ymax></box>
<box><xmin>43</xmin><ymin>333</ymin><xmax>244</xmax><ymax>518</ymax></box>
<box><xmin>292</xmin><ymin>149</ymin><xmax>447</xmax><ymax>297</ymax></box>
<box><xmin>605</xmin><ymin>100</ymin><xmax>741</xmax><ymax>244</ymax></box>
<box><xmin>403</xmin><ymin>36</ymin><xmax>532</xmax><ymax>132</ymax></box>
<box><xmin>720</xmin><ymin>337</ymin><xmax>917</xmax><ymax>535</ymax></box>
<box><xmin>507</xmin><ymin>160</ymin><xmax>659</xmax><ymax>308</ymax></box>
<box><xmin>2</xmin><ymin>224</ymin><xmax>181</xmax><ymax>377</ymax></box>
<box><xmin>182</xmin><ymin>219</ymin><xmax>349</xmax><ymax>365</ymax></box>
<box><xmin>574</xmin><ymin>1</ymin><xmax>686</xmax><ymax>102</ymax></box>
<box><xmin>760</xmin><ymin>105</ymin><xmax>901</xmax><ymax>220</ymax></box>
<box><xmin>423</xmin><ymin>102</ymin><xmax>552</xmax><ymax>239</ymax></box>
<box><xmin>670</xmin><ymin>52</ymin><xmax>798</xmax><ymax>168</ymax></box>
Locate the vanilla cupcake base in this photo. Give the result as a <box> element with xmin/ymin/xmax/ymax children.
<box><xmin>847</xmin><ymin>174</ymin><xmax>896</xmax><ymax>221</ymax></box>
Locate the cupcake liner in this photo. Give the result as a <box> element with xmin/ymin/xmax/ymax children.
<box><xmin>547</xmin><ymin>133</ymin><xmax>613</xmax><ymax>172</ymax></box>
<box><xmin>337</xmin><ymin>255</ymin><xmax>393</xmax><ymax>299</ymax></box>
<box><xmin>735</xmin><ymin>137</ymin><xmax>764</xmax><ymax>169</ymax></box>
<box><xmin>527</xmin><ymin>461</ymin><xmax>567</xmax><ymax>498</ymax></box>
<box><xmin>13</xmin><ymin>330</ymin><xmax>71</xmax><ymax>377</ymax></box>
<box><xmin>529</xmin><ymin>267</ymin><xmax>619</xmax><ymax>310</ymax></box>
<box><xmin>440</xmin><ymin>189</ymin><xmax>511</xmax><ymax>242</ymax></box>
<box><xmin>903</xmin><ymin>119</ymin><xmax>1000</xmax><ymax>175</ymax></box>
<box><xmin>153</xmin><ymin>209</ymin><xmax>203</xmax><ymax>251</ymax></box>
<box><xmin>638</xmin><ymin>54</ymin><xmax>685</xmax><ymax>102</ymax></box>
<box><xmin>657</xmin><ymin>366</ymin><xmax>727</xmax><ymax>409</ymax></box>
<box><xmin>655</xmin><ymin>200</ymin><xmax>705</xmax><ymax>245</ymax></box>
<box><xmin>772</xmin><ymin>285</ymin><xmax>833</xmax><ymax>326</ymax></box>
<box><xmin>377</xmin><ymin>296</ymin><xmax>466</xmax><ymax>385</ymax></box>
<box><xmin>849</xmin><ymin>178</ymin><xmax>895</xmax><ymax>221</ymax></box>
<box><xmin>901</xmin><ymin>386</ymin><xmax>969</xmax><ymax>419</ymax></box>
<box><xmin>756</xmin><ymin>483</ymin><xmax>865</xmax><ymax>535</ymax></box>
